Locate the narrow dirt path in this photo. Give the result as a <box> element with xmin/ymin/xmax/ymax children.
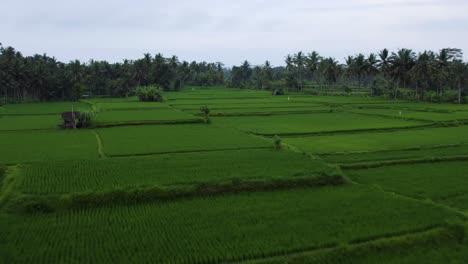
<box><xmin>92</xmin><ymin>130</ymin><xmax>107</xmax><ymax>158</ymax></box>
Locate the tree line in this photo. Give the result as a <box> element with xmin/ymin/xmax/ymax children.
<box><xmin>0</xmin><ymin>44</ymin><xmax>224</xmax><ymax>102</ymax></box>
<box><xmin>2</xmin><ymin>43</ymin><xmax>468</xmax><ymax>103</ymax></box>
<box><xmin>228</xmin><ymin>48</ymin><xmax>468</xmax><ymax>103</ymax></box>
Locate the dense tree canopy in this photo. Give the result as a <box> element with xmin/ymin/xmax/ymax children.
<box><xmin>0</xmin><ymin>44</ymin><xmax>224</xmax><ymax>102</ymax></box>
<box><xmin>2</xmin><ymin>44</ymin><xmax>468</xmax><ymax>103</ymax></box>
<box><xmin>227</xmin><ymin>48</ymin><xmax>468</xmax><ymax>103</ymax></box>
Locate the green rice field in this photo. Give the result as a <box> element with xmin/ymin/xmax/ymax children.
<box><xmin>1</xmin><ymin>87</ymin><xmax>467</xmax><ymax>263</ymax></box>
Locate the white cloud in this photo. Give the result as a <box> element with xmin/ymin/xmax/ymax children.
<box><xmin>1</xmin><ymin>0</ymin><xmax>467</xmax><ymax>66</ymax></box>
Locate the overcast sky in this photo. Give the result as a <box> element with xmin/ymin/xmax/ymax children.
<box><xmin>2</xmin><ymin>0</ymin><xmax>467</xmax><ymax>66</ymax></box>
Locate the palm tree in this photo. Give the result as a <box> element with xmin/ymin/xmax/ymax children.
<box><xmin>409</xmin><ymin>51</ymin><xmax>435</xmax><ymax>99</ymax></box>
<box><xmin>293</xmin><ymin>51</ymin><xmax>306</xmax><ymax>90</ymax></box>
<box><xmin>305</xmin><ymin>51</ymin><xmax>321</xmax><ymax>81</ymax></box>
<box><xmin>389</xmin><ymin>49</ymin><xmax>416</xmax><ymax>98</ymax></box>
<box><xmin>451</xmin><ymin>60</ymin><xmax>468</xmax><ymax>103</ymax></box>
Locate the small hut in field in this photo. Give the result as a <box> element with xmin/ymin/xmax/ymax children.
<box><xmin>61</xmin><ymin>111</ymin><xmax>82</xmax><ymax>129</ymax></box>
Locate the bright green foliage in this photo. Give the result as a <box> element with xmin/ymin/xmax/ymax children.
<box><xmin>2</xmin><ymin>102</ymin><xmax>90</xmax><ymax>115</ymax></box>
<box><xmin>320</xmin><ymin>144</ymin><xmax>468</xmax><ymax>164</ymax></box>
<box><xmin>285</xmin><ymin>125</ymin><xmax>468</xmax><ymax>154</ymax></box>
<box><xmin>0</xmin><ymin>130</ymin><xmax>98</xmax><ymax>164</ymax></box>
<box><xmin>347</xmin><ymin>108</ymin><xmax>468</xmax><ymax>121</ymax></box>
<box><xmin>94</xmin><ymin>109</ymin><xmax>199</xmax><ymax>125</ymax></box>
<box><xmin>136</xmin><ymin>86</ymin><xmax>165</xmax><ymax>102</ymax></box>
<box><xmin>0</xmin><ymin>115</ymin><xmax>60</xmax><ymax>131</ymax></box>
<box><xmin>345</xmin><ymin>161</ymin><xmax>468</xmax><ymax>210</ymax></box>
<box><xmin>0</xmin><ymin>185</ymin><xmax>460</xmax><ymax>263</ymax></box>
<box><xmin>97</xmin><ymin>125</ymin><xmax>270</xmax><ymax>156</ymax></box>
<box><xmin>17</xmin><ymin>149</ymin><xmax>339</xmax><ymax>195</ymax></box>
<box><xmin>213</xmin><ymin>113</ymin><xmax>425</xmax><ymax>135</ymax></box>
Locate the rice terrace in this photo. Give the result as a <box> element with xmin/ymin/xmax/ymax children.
<box><xmin>2</xmin><ymin>1</ymin><xmax>468</xmax><ymax>262</ymax></box>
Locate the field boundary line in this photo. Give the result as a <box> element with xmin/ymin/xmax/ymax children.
<box><xmin>92</xmin><ymin>130</ymin><xmax>107</xmax><ymax>158</ymax></box>
<box><xmin>250</xmin><ymin>123</ymin><xmax>437</xmax><ymax>137</ymax></box>
<box><xmin>318</xmin><ymin>143</ymin><xmax>466</xmax><ymax>156</ymax></box>
<box><xmin>345</xmin><ymin>173</ymin><xmax>468</xmax><ymax>218</ymax></box>
<box><xmin>340</xmin><ymin>155</ymin><xmax>468</xmax><ymax>170</ymax></box>
<box><xmin>108</xmin><ymin>146</ymin><xmax>272</xmax><ymax>158</ymax></box>
<box><xmin>93</xmin><ymin>118</ymin><xmax>204</xmax><ymax>128</ymax></box>
<box><xmin>0</xmin><ymin>166</ymin><xmax>20</xmax><ymax>210</ymax></box>
<box><xmin>342</xmin><ymin>109</ymin><xmax>435</xmax><ymax>122</ymax></box>
<box><xmin>231</xmin><ymin>225</ymin><xmax>450</xmax><ymax>264</ymax></box>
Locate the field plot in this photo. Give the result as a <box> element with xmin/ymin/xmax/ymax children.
<box><xmin>1</xmin><ymin>102</ymin><xmax>90</xmax><ymax>115</ymax></box>
<box><xmin>16</xmin><ymin>149</ymin><xmax>340</xmax><ymax>195</ymax></box>
<box><xmin>214</xmin><ymin>112</ymin><xmax>426</xmax><ymax>135</ymax></box>
<box><xmin>0</xmin><ymin>130</ymin><xmax>98</xmax><ymax>164</ymax></box>
<box><xmin>346</xmin><ymin>108</ymin><xmax>468</xmax><ymax>121</ymax></box>
<box><xmin>87</xmin><ymin>97</ymin><xmax>170</xmax><ymax>110</ymax></box>
<box><xmin>284</xmin><ymin>125</ymin><xmax>468</xmax><ymax>154</ymax></box>
<box><xmin>345</xmin><ymin>161</ymin><xmax>468</xmax><ymax>211</ymax></box>
<box><xmin>97</xmin><ymin>124</ymin><xmax>270</xmax><ymax>156</ymax></box>
<box><xmin>166</xmin><ymin>87</ymin><xmax>272</xmax><ymax>100</ymax></box>
<box><xmin>0</xmin><ymin>185</ymin><xmax>461</xmax><ymax>264</ymax></box>
<box><xmin>320</xmin><ymin>144</ymin><xmax>468</xmax><ymax>164</ymax></box>
<box><xmin>0</xmin><ymin>115</ymin><xmax>60</xmax><ymax>131</ymax></box>
<box><xmin>94</xmin><ymin>109</ymin><xmax>200</xmax><ymax>125</ymax></box>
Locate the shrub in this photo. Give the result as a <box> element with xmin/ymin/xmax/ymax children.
<box><xmin>78</xmin><ymin>105</ymin><xmax>100</xmax><ymax>128</ymax></box>
<box><xmin>200</xmin><ymin>105</ymin><xmax>211</xmax><ymax>124</ymax></box>
<box><xmin>272</xmin><ymin>88</ymin><xmax>285</xmax><ymax>96</ymax></box>
<box><xmin>273</xmin><ymin>135</ymin><xmax>282</xmax><ymax>149</ymax></box>
<box><xmin>136</xmin><ymin>86</ymin><xmax>165</xmax><ymax>102</ymax></box>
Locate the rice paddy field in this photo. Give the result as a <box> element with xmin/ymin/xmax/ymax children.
<box><xmin>1</xmin><ymin>87</ymin><xmax>467</xmax><ymax>263</ymax></box>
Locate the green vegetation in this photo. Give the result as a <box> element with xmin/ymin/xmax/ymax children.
<box><xmin>9</xmin><ymin>150</ymin><xmax>342</xmax><ymax>212</ymax></box>
<box><xmin>136</xmin><ymin>86</ymin><xmax>165</xmax><ymax>102</ymax></box>
<box><xmin>2</xmin><ymin>87</ymin><xmax>468</xmax><ymax>263</ymax></box>
<box><xmin>97</xmin><ymin>124</ymin><xmax>271</xmax><ymax>156</ymax></box>
<box><xmin>1</xmin><ymin>102</ymin><xmax>90</xmax><ymax>115</ymax></box>
<box><xmin>345</xmin><ymin>161</ymin><xmax>468</xmax><ymax>210</ymax></box>
<box><xmin>0</xmin><ymin>115</ymin><xmax>60</xmax><ymax>131</ymax></box>
<box><xmin>285</xmin><ymin>125</ymin><xmax>468</xmax><ymax>154</ymax></box>
<box><xmin>1</xmin><ymin>185</ymin><xmax>462</xmax><ymax>263</ymax></box>
<box><xmin>214</xmin><ymin>112</ymin><xmax>425</xmax><ymax>135</ymax></box>
<box><xmin>94</xmin><ymin>109</ymin><xmax>200</xmax><ymax>125</ymax></box>
<box><xmin>0</xmin><ymin>130</ymin><xmax>98</xmax><ymax>164</ymax></box>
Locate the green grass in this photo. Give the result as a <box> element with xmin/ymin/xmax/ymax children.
<box><xmin>252</xmin><ymin>225</ymin><xmax>468</xmax><ymax>264</ymax></box>
<box><xmin>347</xmin><ymin>108</ymin><xmax>468</xmax><ymax>121</ymax></box>
<box><xmin>319</xmin><ymin>144</ymin><xmax>468</xmax><ymax>164</ymax></box>
<box><xmin>285</xmin><ymin>125</ymin><xmax>468</xmax><ymax>154</ymax></box>
<box><xmin>0</xmin><ymin>115</ymin><xmax>61</xmax><ymax>131</ymax></box>
<box><xmin>97</xmin><ymin>124</ymin><xmax>271</xmax><ymax>156</ymax></box>
<box><xmin>214</xmin><ymin>112</ymin><xmax>425</xmax><ymax>135</ymax></box>
<box><xmin>0</xmin><ymin>130</ymin><xmax>98</xmax><ymax>164</ymax></box>
<box><xmin>2</xmin><ymin>102</ymin><xmax>90</xmax><ymax>115</ymax></box>
<box><xmin>94</xmin><ymin>109</ymin><xmax>199</xmax><ymax>124</ymax></box>
<box><xmin>17</xmin><ymin>149</ymin><xmax>340</xmax><ymax>195</ymax></box>
<box><xmin>9</xmin><ymin>149</ymin><xmax>343</xmax><ymax>211</ymax></box>
<box><xmin>0</xmin><ymin>185</ymin><xmax>461</xmax><ymax>263</ymax></box>
<box><xmin>173</xmin><ymin>102</ymin><xmax>325</xmax><ymax>110</ymax></box>
<box><xmin>345</xmin><ymin>161</ymin><xmax>468</xmax><ymax>211</ymax></box>
<box><xmin>87</xmin><ymin>97</ymin><xmax>170</xmax><ymax>110</ymax></box>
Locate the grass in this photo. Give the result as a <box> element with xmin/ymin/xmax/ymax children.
<box><xmin>97</xmin><ymin>124</ymin><xmax>271</xmax><ymax>156</ymax></box>
<box><xmin>345</xmin><ymin>160</ymin><xmax>468</xmax><ymax>211</ymax></box>
<box><xmin>284</xmin><ymin>125</ymin><xmax>468</xmax><ymax>154</ymax></box>
<box><xmin>1</xmin><ymin>102</ymin><xmax>90</xmax><ymax>115</ymax></box>
<box><xmin>0</xmin><ymin>115</ymin><xmax>61</xmax><ymax>131</ymax></box>
<box><xmin>8</xmin><ymin>149</ymin><xmax>343</xmax><ymax>212</ymax></box>
<box><xmin>213</xmin><ymin>112</ymin><xmax>425</xmax><ymax>135</ymax></box>
<box><xmin>0</xmin><ymin>185</ymin><xmax>461</xmax><ymax>263</ymax></box>
<box><xmin>251</xmin><ymin>225</ymin><xmax>468</xmax><ymax>264</ymax></box>
<box><xmin>94</xmin><ymin>109</ymin><xmax>200</xmax><ymax>124</ymax></box>
<box><xmin>319</xmin><ymin>144</ymin><xmax>468</xmax><ymax>164</ymax></box>
<box><xmin>347</xmin><ymin>108</ymin><xmax>468</xmax><ymax>121</ymax></box>
<box><xmin>0</xmin><ymin>130</ymin><xmax>99</xmax><ymax>164</ymax></box>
